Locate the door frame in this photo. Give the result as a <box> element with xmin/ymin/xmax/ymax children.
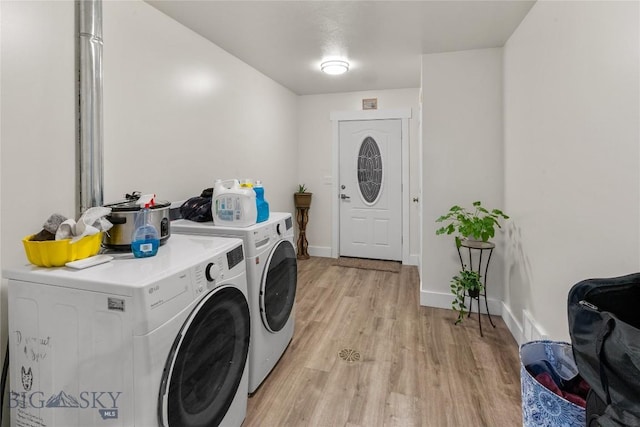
<box><xmin>330</xmin><ymin>109</ymin><xmax>411</xmax><ymax>264</ymax></box>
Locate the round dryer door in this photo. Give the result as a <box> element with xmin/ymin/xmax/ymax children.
<box><xmin>260</xmin><ymin>239</ymin><xmax>297</xmax><ymax>332</ymax></box>
<box><xmin>159</xmin><ymin>286</ymin><xmax>250</xmax><ymax>427</ymax></box>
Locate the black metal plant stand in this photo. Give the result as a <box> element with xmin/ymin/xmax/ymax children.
<box><xmin>456</xmin><ymin>239</ymin><xmax>496</xmax><ymax>337</ymax></box>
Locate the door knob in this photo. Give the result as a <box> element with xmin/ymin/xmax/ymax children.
<box><xmin>340</xmin><ymin>194</ymin><xmax>350</xmax><ymax>200</ymax></box>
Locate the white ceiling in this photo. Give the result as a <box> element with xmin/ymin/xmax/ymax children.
<box><xmin>145</xmin><ymin>1</ymin><xmax>536</xmax><ymax>95</ymax></box>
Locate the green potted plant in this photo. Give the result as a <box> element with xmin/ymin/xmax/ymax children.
<box><xmin>450</xmin><ymin>269</ymin><xmax>483</xmax><ymax>325</ymax></box>
<box><xmin>294</xmin><ymin>184</ymin><xmax>312</xmax><ymax>208</ymax></box>
<box><xmin>435</xmin><ymin>201</ymin><xmax>509</xmax><ymax>248</ymax></box>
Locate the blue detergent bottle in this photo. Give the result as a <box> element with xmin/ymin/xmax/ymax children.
<box><xmin>131</xmin><ymin>202</ymin><xmax>160</xmax><ymax>258</ymax></box>
<box><xmin>254</xmin><ymin>180</ymin><xmax>269</xmax><ymax>223</ymax></box>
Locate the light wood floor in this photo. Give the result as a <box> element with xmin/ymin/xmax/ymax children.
<box><xmin>244</xmin><ymin>257</ymin><xmax>522</xmax><ymax>426</ymax></box>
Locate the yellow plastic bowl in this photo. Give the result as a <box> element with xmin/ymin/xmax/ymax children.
<box><xmin>22</xmin><ymin>232</ymin><xmax>103</xmax><ymax>267</ymax></box>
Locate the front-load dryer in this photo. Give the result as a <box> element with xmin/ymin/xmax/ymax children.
<box><xmin>5</xmin><ymin>234</ymin><xmax>249</xmax><ymax>427</ymax></box>
<box><xmin>172</xmin><ymin>212</ymin><xmax>297</xmax><ymax>393</ymax></box>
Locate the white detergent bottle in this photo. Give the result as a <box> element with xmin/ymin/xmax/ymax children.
<box><xmin>212</xmin><ymin>179</ymin><xmax>257</xmax><ymax>227</ymax></box>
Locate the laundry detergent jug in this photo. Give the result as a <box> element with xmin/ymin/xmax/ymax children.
<box><xmin>212</xmin><ymin>179</ymin><xmax>257</xmax><ymax>227</ymax></box>
<box><xmin>254</xmin><ymin>180</ymin><xmax>270</xmax><ymax>223</ymax></box>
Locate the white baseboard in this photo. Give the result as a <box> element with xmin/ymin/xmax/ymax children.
<box><xmin>308</xmin><ymin>245</ymin><xmax>333</xmax><ymax>258</ymax></box>
<box><xmin>522</xmin><ymin>309</ymin><xmax>548</xmax><ymax>342</ymax></box>
<box><xmin>420</xmin><ymin>289</ymin><xmax>448</xmax><ymax>308</ymax></box>
<box><xmin>419</xmin><ymin>289</ymin><xmax>502</xmax><ymax>316</ymax></box>
<box><xmin>501</xmin><ymin>302</ymin><xmax>525</xmax><ymax>345</ymax></box>
<box><xmin>308</xmin><ymin>247</ymin><xmax>421</xmax><ymax>266</ymax></box>
<box><xmin>419</xmin><ymin>289</ymin><xmax>531</xmax><ymax>345</ymax></box>
<box><xmin>407</xmin><ymin>254</ymin><xmax>420</xmax><ymax>266</ymax></box>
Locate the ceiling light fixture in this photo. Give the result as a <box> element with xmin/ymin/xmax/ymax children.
<box><xmin>321</xmin><ymin>60</ymin><xmax>349</xmax><ymax>75</ymax></box>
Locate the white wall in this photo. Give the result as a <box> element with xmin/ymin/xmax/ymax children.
<box><xmin>0</xmin><ymin>0</ymin><xmax>298</xmax><ymax>413</ymax></box>
<box><xmin>0</xmin><ymin>1</ymin><xmax>75</xmax><ymax>425</ymax></box>
<box><xmin>421</xmin><ymin>48</ymin><xmax>505</xmax><ymax>311</ymax></box>
<box><xmin>1</xmin><ymin>2</ymin><xmax>76</xmax><ymax>422</ymax></box>
<box><xmin>103</xmin><ymin>1</ymin><xmax>298</xmax><ymax>213</ymax></box>
<box><xmin>297</xmin><ymin>89</ymin><xmax>421</xmax><ymax>262</ymax></box>
<box><xmin>1</xmin><ymin>1</ymin><xmax>77</xmax><ymax>266</ymax></box>
<box><xmin>1</xmin><ymin>0</ymin><xmax>298</xmax><ymax>267</ymax></box>
<box><xmin>503</xmin><ymin>0</ymin><xmax>640</xmax><ymax>341</ymax></box>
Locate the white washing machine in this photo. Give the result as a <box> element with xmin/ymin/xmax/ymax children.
<box><xmin>172</xmin><ymin>212</ymin><xmax>297</xmax><ymax>393</ymax></box>
<box><xmin>4</xmin><ymin>234</ymin><xmax>250</xmax><ymax>427</ymax></box>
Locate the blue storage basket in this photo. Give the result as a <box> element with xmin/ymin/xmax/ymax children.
<box><xmin>520</xmin><ymin>340</ymin><xmax>585</xmax><ymax>427</ymax></box>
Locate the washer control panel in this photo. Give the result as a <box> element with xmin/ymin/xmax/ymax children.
<box><xmin>195</xmin><ymin>253</ymin><xmax>226</xmax><ymax>295</ymax></box>
<box><xmin>205</xmin><ymin>262</ymin><xmax>222</xmax><ymax>282</ymax></box>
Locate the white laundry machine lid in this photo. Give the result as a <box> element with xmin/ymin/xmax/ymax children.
<box><xmin>3</xmin><ymin>234</ymin><xmax>244</xmax><ymax>297</ymax></box>
<box><xmin>173</xmin><ymin>212</ymin><xmax>291</xmax><ymax>234</ymax></box>
<box><xmin>172</xmin><ymin>212</ymin><xmax>293</xmax><ymax>258</ymax></box>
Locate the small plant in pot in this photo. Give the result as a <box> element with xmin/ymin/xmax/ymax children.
<box><xmin>450</xmin><ymin>269</ymin><xmax>484</xmax><ymax>325</ymax></box>
<box><xmin>294</xmin><ymin>184</ymin><xmax>312</xmax><ymax>208</ymax></box>
<box><xmin>435</xmin><ymin>201</ymin><xmax>509</xmax><ymax>248</ymax></box>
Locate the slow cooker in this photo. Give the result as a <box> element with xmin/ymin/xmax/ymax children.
<box><xmin>103</xmin><ymin>193</ymin><xmax>171</xmax><ymax>250</ymax></box>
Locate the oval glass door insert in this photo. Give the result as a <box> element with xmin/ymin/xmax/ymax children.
<box><xmin>357</xmin><ymin>136</ymin><xmax>383</xmax><ymax>204</ymax></box>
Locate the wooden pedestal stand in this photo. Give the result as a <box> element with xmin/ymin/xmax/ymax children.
<box><xmin>294</xmin><ymin>192</ymin><xmax>312</xmax><ymax>260</ymax></box>
<box><xmin>296</xmin><ymin>207</ymin><xmax>310</xmax><ymax>260</ymax></box>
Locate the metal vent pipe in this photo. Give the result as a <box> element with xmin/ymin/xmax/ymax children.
<box><xmin>76</xmin><ymin>0</ymin><xmax>104</xmax><ymax>217</ymax></box>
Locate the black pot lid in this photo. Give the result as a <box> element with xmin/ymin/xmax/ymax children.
<box><xmin>104</xmin><ymin>199</ymin><xmax>171</xmax><ymax>212</ymax></box>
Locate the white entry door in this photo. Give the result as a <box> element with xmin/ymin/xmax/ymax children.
<box><xmin>339</xmin><ymin>119</ymin><xmax>402</xmax><ymax>261</ymax></box>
